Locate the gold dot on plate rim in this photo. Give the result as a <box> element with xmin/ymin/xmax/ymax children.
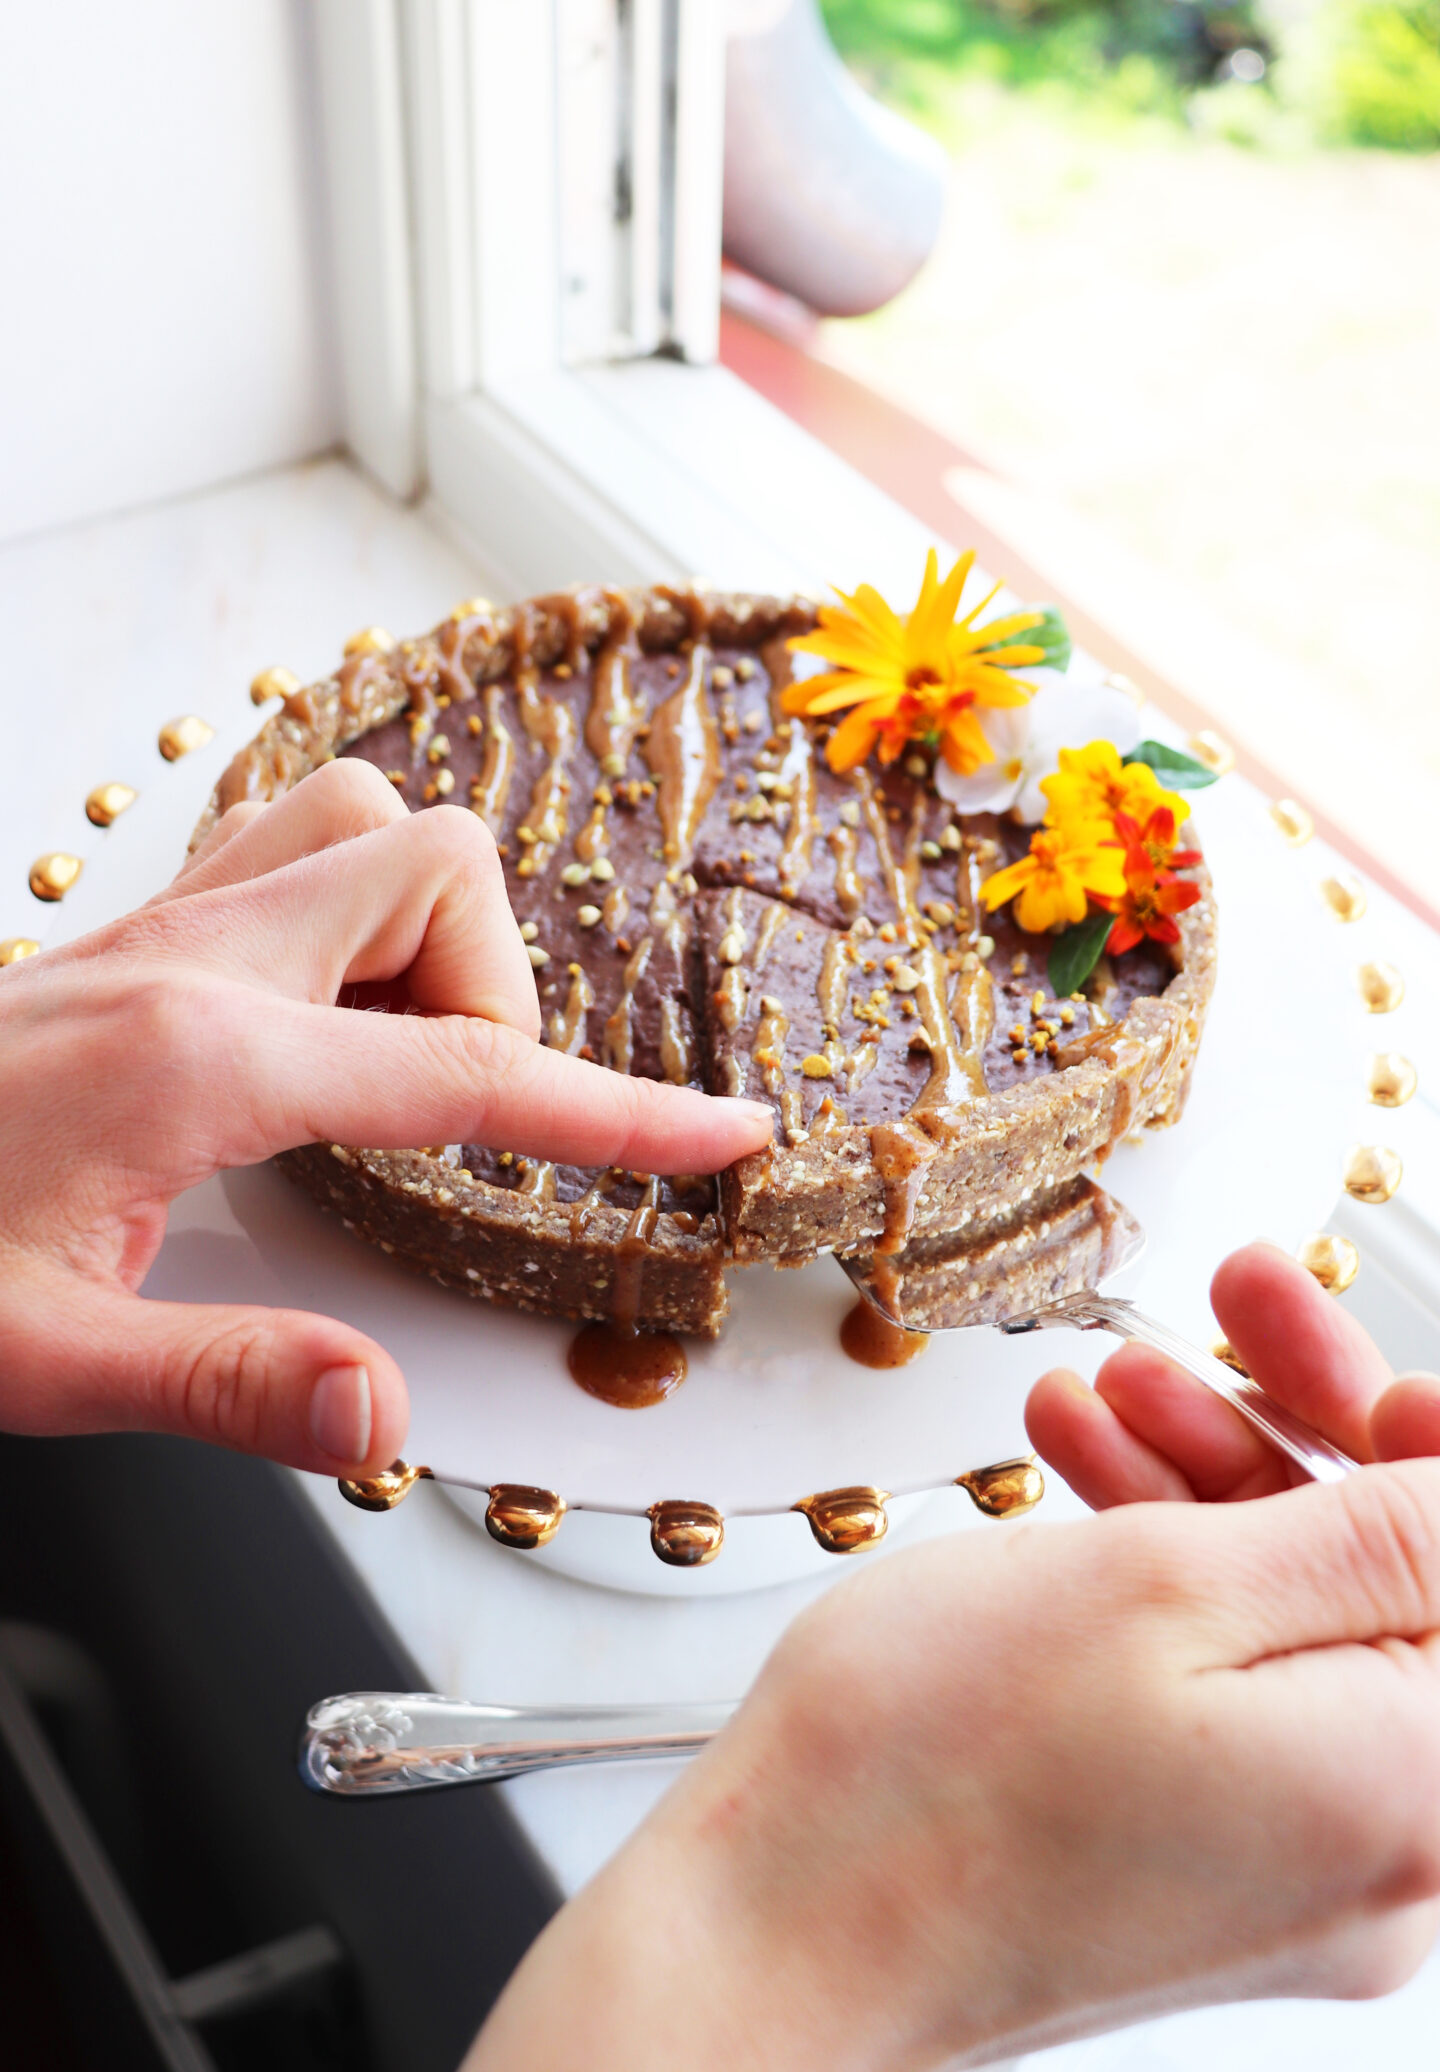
<box><xmin>1367</xmin><ymin>1052</ymin><xmax>1417</xmax><ymax>1107</ymax></box>
<box><xmin>342</xmin><ymin>625</ymin><xmax>397</xmax><ymax>658</ymax></box>
<box><xmin>1356</xmin><ymin>961</ymin><xmax>1405</xmax><ymax>1014</ymax></box>
<box><xmin>794</xmin><ymin>1485</ymin><xmax>891</xmax><ymax>1554</ymax></box>
<box><xmin>1297</xmin><ymin>1232</ymin><xmax>1361</xmax><ymax>1294</ymax></box>
<box><xmin>1320</xmin><ymin>872</ymin><xmax>1367</xmax><ymax>923</ymax></box>
<box><xmin>1343</xmin><ymin>1144</ymin><xmax>1403</xmax><ymax>1205</ymax></box>
<box><xmin>336</xmin><ymin>1459</ymin><xmax>432</xmax><ymax>1512</ymax></box>
<box><xmin>647</xmin><ymin>1500</ymin><xmax>725</xmax><ymax>1567</ymax></box>
<box><xmin>484</xmin><ymin>1483</ymin><xmax>567</xmax><ymax>1549</ymax></box>
<box><xmin>157</xmin><ymin>715</ymin><xmax>216</xmax><ymax>761</ymax></box>
<box><xmin>1270</xmin><ymin>798</ymin><xmax>1314</xmax><ymax>846</ymax></box>
<box><xmin>956</xmin><ymin>1456</ymin><xmax>1045</xmax><ymax>1518</ymax></box>
<box><xmin>85</xmin><ymin>781</ymin><xmax>137</xmax><ymax>828</ymax></box>
<box><xmin>0</xmin><ymin>937</ymin><xmax>41</xmax><ymax>965</ymax></box>
<box><xmin>250</xmin><ymin>665</ymin><xmax>301</xmax><ymax>706</ymax></box>
<box><xmin>1188</xmin><ymin>729</ymin><xmax>1235</xmax><ymax>775</ymax></box>
<box><xmin>28</xmin><ymin>852</ymin><xmax>82</xmax><ymax>902</ymax></box>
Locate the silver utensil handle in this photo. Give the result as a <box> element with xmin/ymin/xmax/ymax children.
<box><xmin>301</xmin><ymin>1692</ymin><xmax>736</xmax><ymax>1795</ymax></box>
<box><xmin>1049</xmin><ymin>1295</ymin><xmax>1359</xmax><ymax>1483</ymax></box>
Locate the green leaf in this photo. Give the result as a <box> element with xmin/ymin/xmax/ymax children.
<box><xmin>1129</xmin><ymin>738</ymin><xmax>1220</xmax><ymax>789</ymax></box>
<box><xmin>1048</xmin><ymin>910</ymin><xmax>1114</xmax><ymax>1000</ymax></box>
<box><xmin>981</xmin><ymin>604</ymin><xmax>1071</xmax><ymax>674</ymax></box>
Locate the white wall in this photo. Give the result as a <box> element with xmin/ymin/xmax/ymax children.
<box><xmin>0</xmin><ymin>1</ymin><xmax>339</xmax><ymax>546</ymax></box>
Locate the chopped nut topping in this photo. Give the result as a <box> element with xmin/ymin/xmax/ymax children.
<box><xmin>600</xmin><ymin>752</ymin><xmax>626</xmax><ymax>778</ymax></box>
<box><xmin>432</xmin><ymin>767</ymin><xmax>455</xmax><ymax>795</ymax></box>
<box><xmin>760</xmin><ymin>994</ymin><xmax>784</xmax><ymax>1015</ymax></box>
<box><xmin>590</xmin><ymin>856</ymin><xmax>615</xmax><ymax>882</ymax></box>
<box><xmin>553</xmin><ymin>662</ymin><xmax>572</xmax><ymax>679</ymax></box>
<box><xmin>877</xmin><ymin>921</ymin><xmax>898</xmax><ymax>943</ymax></box>
<box><xmin>920</xmin><ymin>839</ymin><xmax>942</xmax><ymax>863</ymax></box>
<box><xmin>577</xmin><ymin>905</ymin><xmax>602</xmax><ymax>928</ymax></box>
<box><xmin>1031</xmin><ymin>990</ymin><xmax>1047</xmax><ymax>1016</ymax></box>
<box><xmin>466</xmin><ymin>714</ymin><xmax>483</xmax><ymax>735</ymax></box>
<box><xmin>925</xmin><ymin>900</ymin><xmax>956</xmax><ymax>927</ymax></box>
<box><xmin>427</xmin><ymin>736</ymin><xmax>451</xmax><ymax>761</ymax></box>
<box><xmin>742</xmin><ymin>708</ymin><xmax>763</xmax><ymax>732</ymax></box>
<box><xmin>755</xmin><ymin>770</ymin><xmax>777</xmax><ymax>791</ymax></box>
<box><xmin>717</xmin><ymin>929</ymin><xmax>745</xmax><ymax>965</ymax></box>
<box><xmin>384</xmin><ymin>769</ymin><xmax>406</xmax><ymax>786</ymax></box>
<box><xmin>939</xmin><ymin>824</ymin><xmax>962</xmax><ymax>852</ymax></box>
<box><xmin>519</xmin><ymin>921</ymin><xmax>539</xmax><ymax>942</ymax></box>
<box><xmin>976</xmin><ymin>935</ymin><xmax>996</xmax><ymax>960</ymax></box>
<box><xmin>561</xmin><ymin>862</ymin><xmax>589</xmax><ymax>887</ymax></box>
<box><xmin>904</xmin><ymin>753</ymin><xmax>928</xmax><ymax>779</ymax></box>
<box><xmin>735</xmin><ymin>656</ymin><xmax>757</xmax><ymax>680</ymax></box>
<box><xmin>800</xmin><ymin>1054</ymin><xmax>832</xmax><ymax>1078</ymax></box>
<box><xmin>891</xmin><ymin>964</ymin><xmax>922</xmax><ymax>993</ymax></box>
<box><xmin>1059</xmin><ymin>1005</ymin><xmax>1076</xmax><ymax>1025</ymax></box>
<box><xmin>711</xmin><ymin>663</ymin><xmax>734</xmax><ymax>687</ymax></box>
<box><xmin>1012</xmin><ymin>953</ymin><xmax>1029</xmax><ymax>977</ymax></box>
<box><xmin>838</xmin><ymin>800</ymin><xmax>861</xmax><ymax>828</ymax></box>
<box><xmin>516</xmin><ymin>824</ymin><xmax>536</xmax><ymax>845</ymax></box>
<box><xmin>527</xmin><ymin>944</ymin><xmax>550</xmax><ymax>968</ymax></box>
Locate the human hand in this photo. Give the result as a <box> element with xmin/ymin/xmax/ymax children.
<box><xmin>0</xmin><ymin>759</ymin><xmax>771</xmax><ymax>1475</ymax></box>
<box><xmin>470</xmin><ymin>1449</ymin><xmax>1440</xmax><ymax>2070</ymax></box>
<box><xmin>1027</xmin><ymin>1241</ymin><xmax>1440</xmax><ymax>1506</ymax></box>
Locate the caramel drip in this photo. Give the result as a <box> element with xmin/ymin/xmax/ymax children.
<box><xmin>811</xmin><ymin>1095</ymin><xmax>848</xmax><ymax>1134</ymax></box>
<box><xmin>548</xmin><ymin>962</ymin><xmax>596</xmax><ymax>1056</ymax></box>
<box><xmin>602</xmin><ymin>883</ymin><xmax>630</xmax><ymax>936</ymax></box>
<box><xmin>752</xmin><ymin>998</ymin><xmax>790</xmax><ymax>1095</ymax></box>
<box><xmin>716</xmin><ymin>966</ymin><xmax>748</xmax><ymax>1032</ymax></box>
<box><xmin>518</xmin><ymin>1159</ymin><xmax>557</xmax><ymax>1201</ymax></box>
<box><xmin>612</xmin><ymin>1175</ymin><xmax>661</xmax><ymax>1329</ymax></box>
<box><xmin>472</xmin><ymin>685</ymin><xmax>515</xmax><ymax>835</ymax></box>
<box><xmin>603</xmin><ymin>936</ymin><xmax>653</xmax><ymax>1075</ymax></box>
<box><xmin>568</xmin><ymin>1169</ymin><xmax>617</xmax><ymax>1240</ymax></box>
<box><xmin>516</xmin><ymin>666</ymin><xmax>576</xmax><ymax>873</ymax></box>
<box><xmin>752</xmin><ymin>901</ymin><xmax>784</xmax><ymax>973</ymax></box>
<box><xmin>779</xmin><ymin>1087</ymin><xmax>806</xmax><ymax>1142</ymax></box>
<box><xmin>658</xmin><ymin>585</ymin><xmax>714</xmax><ymax>643</ymax></box>
<box><xmin>437</xmin><ymin>609</ymin><xmax>492</xmax><ymax>703</ymax></box>
<box><xmin>550</xmin><ymin>589</ymin><xmax>587</xmax><ymax>674</ymax></box>
<box><xmin>846</xmin><ymin>1034</ymin><xmax>880</xmax><ymax>1094</ymax></box>
<box><xmin>914</xmin><ymin>940</ymin><xmax>985</xmax><ymax>1107</ymax></box>
<box><xmin>336</xmin><ymin>651</ymin><xmax>385</xmax><ymax>718</ymax></box>
<box><xmin>659</xmin><ymin>997</ymin><xmax>693</xmax><ymax>1085</ymax></box>
<box><xmin>585</xmin><ymin>635</ymin><xmax>645</xmax><ymax>767</ymax></box>
<box><xmin>828</xmin><ymin>822</ymin><xmax>865</xmax><ymax>919</ymax></box>
<box><xmin>869</xmin><ymin>1119</ymin><xmax>940</xmax><ymax>1256</ymax></box>
<box><xmin>644</xmin><ymin>644</ymin><xmax>719</xmax><ymax>868</ymax></box>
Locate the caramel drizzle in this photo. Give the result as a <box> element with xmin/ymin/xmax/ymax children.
<box><xmin>585</xmin><ymin>628</ymin><xmax>645</xmax><ymax>767</ymax></box>
<box><xmin>716</xmin><ymin>967</ymin><xmax>748</xmax><ymax>1032</ymax></box>
<box><xmin>603</xmin><ymin>936</ymin><xmax>653</xmax><ymax>1076</ymax></box>
<box><xmin>569</xmin><ymin>1169</ymin><xmax>616</xmax><ymax>1240</ymax></box>
<box><xmin>602</xmin><ymin>883</ymin><xmax>630</xmax><ymax>936</ymax></box>
<box><xmin>575</xmin><ymin>805</ymin><xmax>608</xmax><ymax>864</ymax></box>
<box><xmin>752</xmin><ymin>901</ymin><xmax>785</xmax><ymax>973</ymax></box>
<box><xmin>549</xmin><ymin>962</ymin><xmax>596</xmax><ymax>1056</ymax></box>
<box><xmin>828</xmin><ymin>822</ymin><xmax>865</xmax><ymax>919</ymax></box>
<box><xmin>752</xmin><ymin>997</ymin><xmax>790</xmax><ymax>1095</ymax></box>
<box><xmin>950</xmin><ymin>844</ymin><xmax>995</xmax><ymax>1091</ymax></box>
<box><xmin>659</xmin><ymin>997</ymin><xmax>694</xmax><ymax>1086</ymax></box>
<box><xmin>612</xmin><ymin>1175</ymin><xmax>661</xmax><ymax>1329</ymax></box>
<box><xmin>437</xmin><ymin>609</ymin><xmax>492</xmax><ymax>703</ymax></box>
<box><xmin>516</xmin><ymin>666</ymin><xmax>576</xmax><ymax>873</ymax></box>
<box><xmin>644</xmin><ymin>644</ymin><xmax>719</xmax><ymax>869</ymax></box>
<box><xmin>336</xmin><ymin>651</ymin><xmax>386</xmax><ymax>718</ymax></box>
<box><xmin>854</xmin><ymin>768</ymin><xmax>918</xmax><ymax>930</ymax></box>
<box><xmin>763</xmin><ymin>644</ymin><xmax>819</xmax><ymax>898</ymax></box>
<box><xmin>471</xmin><ymin>686</ymin><xmax>515</xmax><ymax>835</ymax></box>
<box><xmin>517</xmin><ymin>1159</ymin><xmax>557</xmax><ymax>1201</ymax></box>
<box><xmin>915</xmin><ymin>939</ymin><xmax>986</xmax><ymax>1106</ymax></box>
<box><xmin>779</xmin><ymin>1088</ymin><xmax>806</xmax><ymax>1142</ymax></box>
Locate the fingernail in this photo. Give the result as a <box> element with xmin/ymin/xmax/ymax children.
<box><xmin>310</xmin><ymin>1363</ymin><xmax>373</xmax><ymax>1464</ymax></box>
<box><xmin>732</xmin><ymin>1100</ymin><xmax>774</xmax><ymax>1128</ymax></box>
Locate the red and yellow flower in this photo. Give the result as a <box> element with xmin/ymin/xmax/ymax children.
<box><xmin>1093</xmin><ymin>815</ymin><xmax>1203</xmax><ymax>954</ymax></box>
<box><xmin>783</xmin><ymin>549</ymin><xmax>1046</xmax><ymax>776</ymax></box>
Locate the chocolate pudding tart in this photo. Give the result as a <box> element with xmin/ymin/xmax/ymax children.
<box><xmin>199</xmin><ymin>581</ymin><xmax>1216</xmax><ymax>1339</ymax></box>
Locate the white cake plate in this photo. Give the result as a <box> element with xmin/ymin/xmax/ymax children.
<box><xmin>44</xmin><ymin>716</ymin><xmax>1358</xmax><ymax>1594</ymax></box>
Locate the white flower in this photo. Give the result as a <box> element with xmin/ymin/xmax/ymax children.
<box><xmin>934</xmin><ymin>663</ymin><xmax>1142</xmax><ymax>824</ymax></box>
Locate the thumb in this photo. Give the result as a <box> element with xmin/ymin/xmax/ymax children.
<box><xmin>1372</xmin><ymin>1374</ymin><xmax>1440</xmax><ymax>1463</ymax></box>
<box><xmin>2</xmin><ymin>1263</ymin><xmax>409</xmax><ymax>1475</ymax></box>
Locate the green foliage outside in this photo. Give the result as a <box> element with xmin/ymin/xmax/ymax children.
<box><xmin>820</xmin><ymin>0</ymin><xmax>1440</xmax><ymax>148</ymax></box>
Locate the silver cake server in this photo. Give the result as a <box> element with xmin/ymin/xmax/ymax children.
<box><xmin>840</xmin><ymin>1185</ymin><xmax>1357</xmax><ymax>1487</ymax></box>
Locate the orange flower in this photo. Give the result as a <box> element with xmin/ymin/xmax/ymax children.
<box><xmin>981</xmin><ymin>821</ymin><xmax>1127</xmax><ymax>935</ymax></box>
<box><xmin>1095</xmin><ymin>843</ymin><xmax>1202</xmax><ymax>955</ymax></box>
<box><xmin>782</xmin><ymin>549</ymin><xmax>1045</xmax><ymax>775</ymax></box>
<box><xmin>1111</xmin><ymin>806</ymin><xmax>1202</xmax><ymax>875</ymax></box>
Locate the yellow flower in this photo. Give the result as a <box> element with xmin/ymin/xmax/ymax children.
<box><xmin>981</xmin><ymin>821</ymin><xmax>1127</xmax><ymax>935</ymax></box>
<box><xmin>782</xmin><ymin>549</ymin><xmax>1046</xmax><ymax>775</ymax></box>
<box><xmin>1040</xmin><ymin>741</ymin><xmax>1188</xmax><ymax>833</ymax></box>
